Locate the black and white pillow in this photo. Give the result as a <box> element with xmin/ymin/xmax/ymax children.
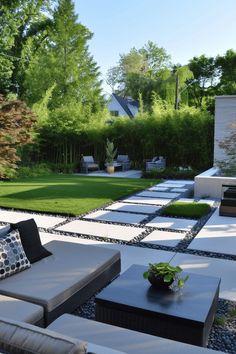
<box><xmin>0</xmin><ymin>230</ymin><xmax>31</xmax><ymax>280</ymax></box>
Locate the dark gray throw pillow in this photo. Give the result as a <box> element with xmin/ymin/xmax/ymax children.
<box><xmin>11</xmin><ymin>219</ymin><xmax>52</xmax><ymax>263</ymax></box>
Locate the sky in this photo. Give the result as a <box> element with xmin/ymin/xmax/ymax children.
<box><xmin>74</xmin><ymin>0</ymin><xmax>236</xmax><ymax>94</ymax></box>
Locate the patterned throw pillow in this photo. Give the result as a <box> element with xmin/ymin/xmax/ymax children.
<box><xmin>0</xmin><ymin>230</ymin><xmax>30</xmax><ymax>280</ymax></box>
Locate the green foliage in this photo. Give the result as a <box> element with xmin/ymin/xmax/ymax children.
<box><xmin>16</xmin><ymin>164</ymin><xmax>52</xmax><ymax>178</ymax></box>
<box><xmin>143</xmin><ymin>262</ymin><xmax>189</xmax><ymax>289</ymax></box>
<box><xmin>214</xmin><ymin>316</ymin><xmax>226</xmax><ymax>327</ymax></box>
<box><xmin>161</xmin><ymin>202</ymin><xmax>211</xmax><ymax>219</ymax></box>
<box><xmin>0</xmin><ymin>0</ymin><xmax>53</xmax><ymax>96</ymax></box>
<box><xmin>143</xmin><ymin>167</ymin><xmax>200</xmax><ymax>180</ymax></box>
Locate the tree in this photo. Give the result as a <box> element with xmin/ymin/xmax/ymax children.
<box><xmin>0</xmin><ymin>0</ymin><xmax>53</xmax><ymax>96</ymax></box>
<box><xmin>216</xmin><ymin>49</ymin><xmax>236</xmax><ymax>94</ymax></box>
<box><xmin>24</xmin><ymin>0</ymin><xmax>103</xmax><ymax>109</ymax></box>
<box><xmin>188</xmin><ymin>55</ymin><xmax>220</xmax><ymax>109</ymax></box>
<box><xmin>106</xmin><ymin>41</ymin><xmax>171</xmax><ymax>101</ymax></box>
<box><xmin>0</xmin><ymin>95</ymin><xmax>36</xmax><ymax>178</ymax></box>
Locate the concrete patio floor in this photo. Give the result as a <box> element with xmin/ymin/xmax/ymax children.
<box><xmin>0</xmin><ymin>179</ymin><xmax>236</xmax><ymax>304</ymax></box>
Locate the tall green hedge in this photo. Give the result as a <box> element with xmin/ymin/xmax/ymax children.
<box><xmin>31</xmin><ymin>105</ymin><xmax>213</xmax><ymax>170</ymax></box>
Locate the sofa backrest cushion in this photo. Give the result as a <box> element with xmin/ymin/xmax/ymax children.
<box><xmin>151</xmin><ymin>156</ymin><xmax>158</xmax><ymax>162</ymax></box>
<box><xmin>117</xmin><ymin>155</ymin><xmax>129</xmax><ymax>162</ymax></box>
<box><xmin>82</xmin><ymin>156</ymin><xmax>94</xmax><ymax>163</ymax></box>
<box><xmin>0</xmin><ymin>230</ymin><xmax>30</xmax><ymax>280</ymax></box>
<box><xmin>0</xmin><ymin>225</ymin><xmax>11</xmax><ymax>238</ymax></box>
<box><xmin>0</xmin><ymin>316</ymin><xmax>87</xmax><ymax>354</ymax></box>
<box><xmin>11</xmin><ymin>219</ymin><xmax>52</xmax><ymax>264</ymax></box>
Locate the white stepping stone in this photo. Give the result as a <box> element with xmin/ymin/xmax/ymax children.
<box><xmin>198</xmin><ymin>199</ymin><xmax>215</xmax><ymax>207</ymax></box>
<box><xmin>146</xmin><ymin>216</ymin><xmax>197</xmax><ymax>231</ymax></box>
<box><xmin>0</xmin><ymin>209</ymin><xmax>65</xmax><ymax>228</ymax></box>
<box><xmin>171</xmin><ymin>188</ymin><xmax>188</xmax><ymax>192</ymax></box>
<box><xmin>122</xmin><ymin>196</ymin><xmax>171</xmax><ymax>206</ymax></box>
<box><xmin>149</xmin><ymin>187</ymin><xmax>169</xmax><ymax>191</ymax></box>
<box><xmin>165</xmin><ymin>180</ymin><xmax>194</xmax><ymax>185</ymax></box>
<box><xmin>83</xmin><ymin>210</ymin><xmax>148</xmax><ymax>225</ymax></box>
<box><xmin>156</xmin><ymin>183</ymin><xmax>185</xmax><ymax>188</ymax></box>
<box><xmin>170</xmin><ymin>252</ymin><xmax>236</xmax><ymax>301</ymax></box>
<box><xmin>141</xmin><ymin>230</ymin><xmax>185</xmax><ymax>247</ymax></box>
<box><xmin>177</xmin><ymin>198</ymin><xmax>195</xmax><ymax>203</ymax></box>
<box><xmin>56</xmin><ymin>220</ymin><xmax>145</xmax><ymax>241</ymax></box>
<box><xmin>105</xmin><ymin>202</ymin><xmax>160</xmax><ymax>214</ymax></box>
<box><xmin>136</xmin><ymin>191</ymin><xmax>180</xmax><ymax>199</ymax></box>
<box><xmin>188</xmin><ymin>208</ymin><xmax>236</xmax><ymax>255</ymax></box>
<box><xmin>40</xmin><ymin>232</ymin><xmax>175</xmax><ymax>273</ymax></box>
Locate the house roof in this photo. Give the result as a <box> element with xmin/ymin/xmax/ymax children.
<box><xmin>112</xmin><ymin>94</ymin><xmax>139</xmax><ymax>118</ymax></box>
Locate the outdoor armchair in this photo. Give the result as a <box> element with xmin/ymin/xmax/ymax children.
<box><xmin>80</xmin><ymin>155</ymin><xmax>99</xmax><ymax>173</ymax></box>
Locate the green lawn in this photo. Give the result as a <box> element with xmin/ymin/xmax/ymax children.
<box><xmin>161</xmin><ymin>202</ymin><xmax>211</xmax><ymax>219</ymax></box>
<box><xmin>0</xmin><ymin>175</ymin><xmax>157</xmax><ymax>216</ymax></box>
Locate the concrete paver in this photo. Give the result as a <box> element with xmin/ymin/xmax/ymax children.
<box><xmin>146</xmin><ymin>216</ymin><xmax>197</xmax><ymax>231</ymax></box>
<box><xmin>122</xmin><ymin>196</ymin><xmax>171</xmax><ymax>206</ymax></box>
<box><xmin>188</xmin><ymin>208</ymin><xmax>236</xmax><ymax>255</ymax></box>
<box><xmin>0</xmin><ymin>209</ymin><xmax>66</xmax><ymax>228</ymax></box>
<box><xmin>105</xmin><ymin>202</ymin><xmax>160</xmax><ymax>214</ymax></box>
<box><xmin>136</xmin><ymin>191</ymin><xmax>180</xmax><ymax>199</ymax></box>
<box><xmin>56</xmin><ymin>220</ymin><xmax>146</xmax><ymax>241</ymax></box>
<box><xmin>83</xmin><ymin>210</ymin><xmax>148</xmax><ymax>225</ymax></box>
<box><xmin>141</xmin><ymin>230</ymin><xmax>185</xmax><ymax>247</ymax></box>
<box><xmin>170</xmin><ymin>252</ymin><xmax>236</xmax><ymax>301</ymax></box>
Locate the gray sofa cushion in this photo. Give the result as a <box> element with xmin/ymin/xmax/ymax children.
<box><xmin>49</xmin><ymin>314</ymin><xmax>223</xmax><ymax>354</ymax></box>
<box><xmin>0</xmin><ymin>295</ymin><xmax>43</xmax><ymax>324</ymax></box>
<box><xmin>0</xmin><ymin>316</ymin><xmax>87</xmax><ymax>354</ymax></box>
<box><xmin>0</xmin><ymin>240</ymin><xmax>120</xmax><ymax>312</ymax></box>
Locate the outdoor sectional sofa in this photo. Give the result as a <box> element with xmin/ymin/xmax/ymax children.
<box><xmin>0</xmin><ymin>224</ymin><xmax>224</xmax><ymax>354</ymax></box>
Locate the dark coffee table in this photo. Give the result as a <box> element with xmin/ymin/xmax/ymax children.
<box><xmin>95</xmin><ymin>264</ymin><xmax>220</xmax><ymax>347</ymax></box>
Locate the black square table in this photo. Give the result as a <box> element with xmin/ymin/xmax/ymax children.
<box><xmin>95</xmin><ymin>264</ymin><xmax>220</xmax><ymax>347</ymax></box>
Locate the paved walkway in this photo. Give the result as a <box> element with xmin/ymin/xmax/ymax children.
<box><xmin>1</xmin><ymin>179</ymin><xmax>236</xmax><ymax>301</ymax></box>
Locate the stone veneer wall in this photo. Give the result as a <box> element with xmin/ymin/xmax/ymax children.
<box><xmin>214</xmin><ymin>96</ymin><xmax>236</xmax><ymax>163</ymax></box>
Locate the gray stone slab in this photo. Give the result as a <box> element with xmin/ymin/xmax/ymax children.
<box><xmin>136</xmin><ymin>191</ymin><xmax>180</xmax><ymax>199</ymax></box>
<box><xmin>171</xmin><ymin>188</ymin><xmax>188</xmax><ymax>192</ymax></box>
<box><xmin>165</xmin><ymin>180</ymin><xmax>194</xmax><ymax>185</ymax></box>
<box><xmin>188</xmin><ymin>208</ymin><xmax>236</xmax><ymax>255</ymax></box>
<box><xmin>40</xmin><ymin>232</ymin><xmax>175</xmax><ymax>273</ymax></box>
<box><xmin>170</xmin><ymin>252</ymin><xmax>236</xmax><ymax>301</ymax></box>
<box><xmin>177</xmin><ymin>198</ymin><xmax>195</xmax><ymax>203</ymax></box>
<box><xmin>154</xmin><ymin>183</ymin><xmax>185</xmax><ymax>188</ymax></box>
<box><xmin>56</xmin><ymin>220</ymin><xmax>145</xmax><ymax>241</ymax></box>
<box><xmin>122</xmin><ymin>196</ymin><xmax>171</xmax><ymax>206</ymax></box>
<box><xmin>146</xmin><ymin>216</ymin><xmax>197</xmax><ymax>231</ymax></box>
<box><xmin>141</xmin><ymin>230</ymin><xmax>185</xmax><ymax>247</ymax></box>
<box><xmin>149</xmin><ymin>187</ymin><xmax>169</xmax><ymax>191</ymax></box>
<box><xmin>105</xmin><ymin>202</ymin><xmax>160</xmax><ymax>214</ymax></box>
<box><xmin>83</xmin><ymin>210</ymin><xmax>148</xmax><ymax>225</ymax></box>
<box><xmin>0</xmin><ymin>209</ymin><xmax>65</xmax><ymax>228</ymax></box>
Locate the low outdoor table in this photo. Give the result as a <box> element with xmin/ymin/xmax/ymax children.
<box><xmin>95</xmin><ymin>264</ymin><xmax>220</xmax><ymax>347</ymax></box>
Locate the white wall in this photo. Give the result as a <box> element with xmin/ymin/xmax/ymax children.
<box><xmin>108</xmin><ymin>97</ymin><xmax>128</xmax><ymax>117</ymax></box>
<box><xmin>214</xmin><ymin>96</ymin><xmax>236</xmax><ymax>163</ymax></box>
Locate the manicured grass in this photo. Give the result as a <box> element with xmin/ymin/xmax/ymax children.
<box><xmin>0</xmin><ymin>175</ymin><xmax>157</xmax><ymax>216</ymax></box>
<box><xmin>161</xmin><ymin>202</ymin><xmax>211</xmax><ymax>219</ymax></box>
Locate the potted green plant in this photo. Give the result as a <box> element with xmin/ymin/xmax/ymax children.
<box><xmin>105</xmin><ymin>139</ymin><xmax>117</xmax><ymax>174</ymax></box>
<box><xmin>143</xmin><ymin>262</ymin><xmax>189</xmax><ymax>291</ymax></box>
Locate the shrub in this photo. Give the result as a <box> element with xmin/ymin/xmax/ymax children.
<box><xmin>161</xmin><ymin>202</ymin><xmax>211</xmax><ymax>219</ymax></box>
<box><xmin>16</xmin><ymin>164</ymin><xmax>52</xmax><ymax>178</ymax></box>
<box><xmin>142</xmin><ymin>167</ymin><xmax>200</xmax><ymax>180</ymax></box>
